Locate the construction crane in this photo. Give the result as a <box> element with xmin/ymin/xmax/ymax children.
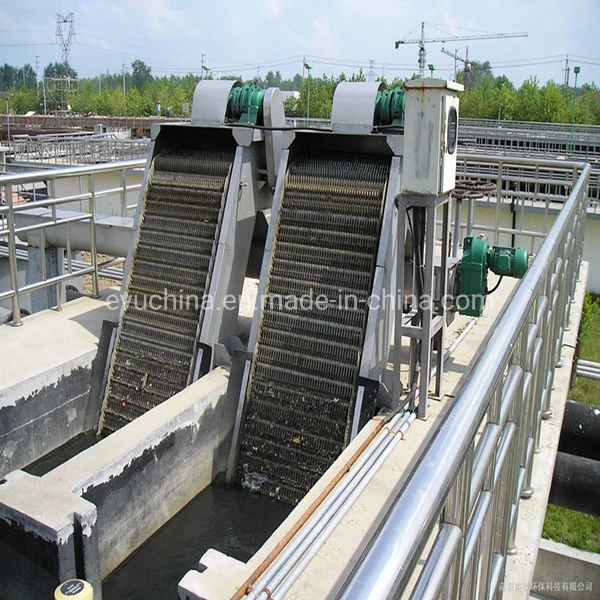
<box><xmin>441</xmin><ymin>47</ymin><xmax>472</xmax><ymax>89</ymax></box>
<box><xmin>395</xmin><ymin>22</ymin><xmax>527</xmax><ymax>78</ymax></box>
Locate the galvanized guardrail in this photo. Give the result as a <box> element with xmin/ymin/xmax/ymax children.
<box><xmin>0</xmin><ymin>158</ymin><xmax>145</xmax><ymax>325</ymax></box>
<box><xmin>338</xmin><ymin>160</ymin><xmax>589</xmax><ymax>599</ymax></box>
<box><xmin>456</xmin><ymin>155</ymin><xmax>589</xmax><ymax>253</ymax></box>
<box><xmin>460</xmin><ymin>117</ymin><xmax>600</xmax><ymax>137</ymax></box>
<box><xmin>11</xmin><ymin>132</ymin><xmax>150</xmax><ymax>165</ymax></box>
<box><xmin>458</xmin><ymin>118</ymin><xmax>600</xmax><ymax>202</ymax></box>
<box><xmin>0</xmin><ymin>150</ymin><xmax>591</xmax><ymax>597</ymax></box>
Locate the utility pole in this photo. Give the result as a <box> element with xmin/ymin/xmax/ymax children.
<box><xmin>35</xmin><ymin>55</ymin><xmax>40</xmax><ymax>105</ymax></box>
<box><xmin>303</xmin><ymin>58</ymin><xmax>313</xmax><ymax>120</ymax></box>
<box><xmin>563</xmin><ymin>55</ymin><xmax>570</xmax><ymax>87</ymax></box>
<box><xmin>122</xmin><ymin>64</ymin><xmax>126</xmax><ymax>94</ymax></box>
<box><xmin>201</xmin><ymin>54</ymin><xmax>206</xmax><ymax>80</ymax></box>
<box><xmin>570</xmin><ymin>66</ymin><xmax>581</xmax><ymax>154</ymax></box>
<box><xmin>6</xmin><ymin>95</ymin><xmax>12</xmax><ymax>145</ymax></box>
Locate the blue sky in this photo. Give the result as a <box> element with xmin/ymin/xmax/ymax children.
<box><xmin>1</xmin><ymin>0</ymin><xmax>599</xmax><ymax>87</ymax></box>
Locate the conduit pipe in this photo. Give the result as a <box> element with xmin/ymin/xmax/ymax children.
<box><xmin>246</xmin><ymin>410</ymin><xmax>416</xmax><ymax>600</ymax></box>
<box><xmin>576</xmin><ymin>359</ymin><xmax>600</xmax><ymax>381</ymax></box>
<box><xmin>270</xmin><ymin>413</ymin><xmax>417</xmax><ymax>600</ymax></box>
<box><xmin>444</xmin><ymin>318</ymin><xmax>478</xmax><ymax>362</ymax></box>
<box><xmin>241</xmin><ymin>317</ymin><xmax>479</xmax><ymax>600</ymax></box>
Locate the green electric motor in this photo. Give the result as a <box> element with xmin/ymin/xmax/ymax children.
<box><xmin>456</xmin><ymin>235</ymin><xmax>528</xmax><ymax>317</ymax></box>
<box><xmin>374</xmin><ymin>87</ymin><xmax>405</xmax><ymax>128</ymax></box>
<box><xmin>227</xmin><ymin>83</ymin><xmax>264</xmax><ymax>124</ymax></box>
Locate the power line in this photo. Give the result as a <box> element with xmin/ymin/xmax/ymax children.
<box><xmin>0</xmin><ymin>29</ymin><xmax>53</xmax><ymax>34</ymax></box>
<box><xmin>0</xmin><ymin>42</ymin><xmax>55</xmax><ymax>47</ymax></box>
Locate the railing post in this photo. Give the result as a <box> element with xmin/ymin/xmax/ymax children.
<box><xmin>120</xmin><ymin>167</ymin><xmax>127</xmax><ymax>217</ymax></box>
<box><xmin>89</xmin><ymin>172</ymin><xmax>99</xmax><ymax>298</ymax></box>
<box><xmin>494</xmin><ymin>161</ymin><xmax>503</xmax><ymax>247</ymax></box>
<box><xmin>444</xmin><ymin>453</ymin><xmax>472</xmax><ymax>599</ymax></box>
<box><xmin>5</xmin><ymin>183</ymin><xmax>23</xmax><ymax>326</ymax></box>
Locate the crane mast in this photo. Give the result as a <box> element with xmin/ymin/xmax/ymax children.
<box><xmin>395</xmin><ymin>21</ymin><xmax>527</xmax><ymax>77</ymax></box>
<box><xmin>441</xmin><ymin>46</ymin><xmax>472</xmax><ymax>88</ymax></box>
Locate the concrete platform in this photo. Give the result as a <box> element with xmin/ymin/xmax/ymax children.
<box><xmin>531</xmin><ymin>539</ymin><xmax>600</xmax><ymax>599</ymax></box>
<box><xmin>0</xmin><ymin>289</ymin><xmax>118</xmax><ymax>477</ymax></box>
<box><xmin>0</xmin><ymin>288</ymin><xmax>238</xmax><ymax>599</ymax></box>
<box><xmin>178</xmin><ymin>265</ymin><xmax>592</xmax><ymax>600</ymax></box>
<box><xmin>0</xmin><ymin>265</ymin><xmax>593</xmax><ymax>600</ymax></box>
<box><xmin>1</xmin><ymin>353</ymin><xmax>232</xmax><ymax>599</ymax></box>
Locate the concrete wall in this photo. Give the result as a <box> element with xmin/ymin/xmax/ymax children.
<box><xmin>0</xmin><ymin>470</ymin><xmax>100</xmax><ymax>599</ymax></box>
<box><xmin>532</xmin><ymin>538</ymin><xmax>600</xmax><ymax>599</ymax></box>
<box><xmin>0</xmin><ymin>367</ymin><xmax>233</xmax><ymax>600</ymax></box>
<box><xmin>0</xmin><ymin>364</ymin><xmax>93</xmax><ymax>477</ymax></box>
<box><xmin>0</xmin><ymin>255</ymin><xmax>30</xmax><ymax>314</ymax></box>
<box><xmin>0</xmin><ymin>293</ymin><xmax>114</xmax><ymax>477</ymax></box>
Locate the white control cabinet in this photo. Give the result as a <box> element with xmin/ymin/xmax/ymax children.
<box><xmin>402</xmin><ymin>78</ymin><xmax>463</xmax><ymax>196</ymax></box>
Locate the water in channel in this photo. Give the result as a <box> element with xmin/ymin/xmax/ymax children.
<box><xmin>24</xmin><ymin>433</ymin><xmax>293</xmax><ymax>599</ymax></box>
<box><xmin>102</xmin><ymin>480</ymin><xmax>293</xmax><ymax>599</ymax></box>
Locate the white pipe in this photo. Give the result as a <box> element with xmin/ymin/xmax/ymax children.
<box><xmin>270</xmin><ymin>414</ymin><xmax>417</xmax><ymax>600</ymax></box>
<box><xmin>445</xmin><ymin>318</ymin><xmax>478</xmax><ymax>361</ymax></box>
<box><xmin>576</xmin><ymin>359</ymin><xmax>600</xmax><ymax>368</ymax></box>
<box><xmin>14</xmin><ymin>209</ymin><xmax>133</xmax><ymax>256</ymax></box>
<box><xmin>245</xmin><ymin>313</ymin><xmax>479</xmax><ymax>600</ymax></box>
<box><xmin>576</xmin><ymin>369</ymin><xmax>600</xmax><ymax>381</ymax></box>
<box><xmin>246</xmin><ymin>410</ymin><xmax>409</xmax><ymax>600</ymax></box>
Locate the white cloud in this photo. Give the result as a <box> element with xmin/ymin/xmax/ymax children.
<box><xmin>292</xmin><ymin>14</ymin><xmax>337</xmax><ymax>56</ymax></box>
<box><xmin>264</xmin><ymin>0</ymin><xmax>284</xmax><ymax>19</ymax></box>
<box><xmin>119</xmin><ymin>0</ymin><xmax>203</xmax><ymax>40</ymax></box>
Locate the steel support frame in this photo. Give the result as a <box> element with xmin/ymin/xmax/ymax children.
<box><xmin>394</xmin><ymin>192</ymin><xmax>451</xmax><ymax>419</ymax></box>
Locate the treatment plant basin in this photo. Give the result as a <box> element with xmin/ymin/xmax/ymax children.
<box><xmin>0</xmin><ymin>264</ymin><xmax>588</xmax><ymax>599</ymax></box>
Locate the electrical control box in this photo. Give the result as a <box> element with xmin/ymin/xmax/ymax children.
<box><xmin>401</xmin><ymin>78</ymin><xmax>463</xmax><ymax>196</ymax></box>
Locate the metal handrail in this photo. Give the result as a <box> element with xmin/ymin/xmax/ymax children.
<box><xmin>0</xmin><ymin>158</ymin><xmax>145</xmax><ymax>325</ymax></box>
<box><xmin>11</xmin><ymin>135</ymin><xmax>150</xmax><ymax>165</ymax></box>
<box><xmin>338</xmin><ymin>161</ymin><xmax>589</xmax><ymax>599</ymax></box>
<box><xmin>460</xmin><ymin>117</ymin><xmax>600</xmax><ymax>137</ymax></box>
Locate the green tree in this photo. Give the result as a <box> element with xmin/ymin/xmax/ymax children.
<box><xmin>289</xmin><ymin>74</ymin><xmax>346</xmax><ymax>118</ymax></box>
<box><xmin>537</xmin><ymin>81</ymin><xmax>569</xmax><ymax>123</ymax></box>
<box><xmin>265</xmin><ymin>70</ymin><xmax>282</xmax><ymax>88</ymax></box>
<box><xmin>494</xmin><ymin>76</ymin><xmax>517</xmax><ymax>121</ymax></box>
<box><xmin>578</xmin><ymin>85</ymin><xmax>600</xmax><ymax>125</ymax></box>
<box><xmin>12</xmin><ymin>87</ymin><xmax>37</xmax><ymax>113</ymax></box>
<box><xmin>14</xmin><ymin>64</ymin><xmax>36</xmax><ymax>88</ymax></box>
<box><xmin>94</xmin><ymin>88</ymin><xmax>112</xmax><ymax>115</ymax></box>
<box><xmin>131</xmin><ymin>60</ymin><xmax>152</xmax><ymax>90</ymax></box>
<box><xmin>0</xmin><ymin>64</ymin><xmax>17</xmax><ymax>90</ymax></box>
<box><xmin>44</xmin><ymin>62</ymin><xmax>77</xmax><ymax>80</ymax></box>
<box><xmin>468</xmin><ymin>60</ymin><xmax>494</xmax><ymax>90</ymax></box>
<box><xmin>109</xmin><ymin>88</ymin><xmax>126</xmax><ymax>115</ymax></box>
<box><xmin>514</xmin><ymin>76</ymin><xmax>540</xmax><ymax>121</ymax></box>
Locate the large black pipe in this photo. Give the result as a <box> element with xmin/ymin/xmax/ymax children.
<box><xmin>558</xmin><ymin>400</ymin><xmax>600</xmax><ymax>461</ymax></box>
<box><xmin>549</xmin><ymin>451</ymin><xmax>600</xmax><ymax>516</ymax></box>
